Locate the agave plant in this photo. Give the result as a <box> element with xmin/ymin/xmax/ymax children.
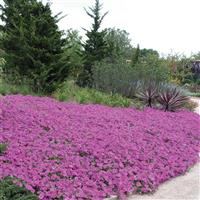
<box><xmin>157</xmin><ymin>87</ymin><xmax>189</xmax><ymax>111</ymax></box>
<box><xmin>137</xmin><ymin>83</ymin><xmax>158</xmax><ymax>107</ymax></box>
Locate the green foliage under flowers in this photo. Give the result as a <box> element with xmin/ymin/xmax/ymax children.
<box><xmin>53</xmin><ymin>80</ymin><xmax>142</xmax><ymax>108</ymax></box>
<box><xmin>0</xmin><ymin>177</ymin><xmax>38</xmax><ymax>200</ymax></box>
<box><xmin>0</xmin><ymin>143</ymin><xmax>7</xmax><ymax>155</ymax></box>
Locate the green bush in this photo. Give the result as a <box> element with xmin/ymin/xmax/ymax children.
<box><xmin>134</xmin><ymin>54</ymin><xmax>170</xmax><ymax>83</ymax></box>
<box><xmin>0</xmin><ymin>177</ymin><xmax>38</xmax><ymax>200</ymax></box>
<box><xmin>92</xmin><ymin>56</ymin><xmax>170</xmax><ymax>98</ymax></box>
<box><xmin>166</xmin><ymin>54</ymin><xmax>195</xmax><ymax>85</ymax></box>
<box><xmin>53</xmin><ymin>80</ymin><xmax>142</xmax><ymax>108</ymax></box>
<box><xmin>92</xmin><ymin>59</ymin><xmax>140</xmax><ymax>98</ymax></box>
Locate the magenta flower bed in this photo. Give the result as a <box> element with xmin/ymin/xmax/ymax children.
<box><xmin>0</xmin><ymin>95</ymin><xmax>199</xmax><ymax>200</ymax></box>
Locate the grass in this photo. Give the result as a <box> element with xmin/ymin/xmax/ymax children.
<box><xmin>0</xmin><ymin>79</ymin><xmax>142</xmax><ymax>108</ymax></box>
<box><xmin>53</xmin><ymin>80</ymin><xmax>142</xmax><ymax>108</ymax></box>
<box><xmin>0</xmin><ymin>81</ymin><xmax>35</xmax><ymax>96</ymax></box>
<box><xmin>1</xmin><ymin>79</ymin><xmax>196</xmax><ymax>111</ymax></box>
<box><xmin>190</xmin><ymin>92</ymin><xmax>200</xmax><ymax>98</ymax></box>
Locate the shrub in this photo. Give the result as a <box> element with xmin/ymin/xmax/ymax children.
<box><xmin>92</xmin><ymin>59</ymin><xmax>140</xmax><ymax>98</ymax></box>
<box><xmin>0</xmin><ymin>177</ymin><xmax>38</xmax><ymax>200</ymax></box>
<box><xmin>136</xmin><ymin>83</ymin><xmax>193</xmax><ymax>112</ymax></box>
<box><xmin>92</xmin><ymin>55</ymin><xmax>170</xmax><ymax>99</ymax></box>
<box><xmin>157</xmin><ymin>87</ymin><xmax>189</xmax><ymax>111</ymax></box>
<box><xmin>137</xmin><ymin>83</ymin><xmax>158</xmax><ymax>107</ymax></box>
<box><xmin>134</xmin><ymin>54</ymin><xmax>170</xmax><ymax>84</ymax></box>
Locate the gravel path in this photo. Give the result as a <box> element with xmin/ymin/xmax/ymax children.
<box><xmin>191</xmin><ymin>97</ymin><xmax>200</xmax><ymax>114</ymax></box>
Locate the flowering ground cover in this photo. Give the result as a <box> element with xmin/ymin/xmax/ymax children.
<box><xmin>0</xmin><ymin>95</ymin><xmax>199</xmax><ymax>200</ymax></box>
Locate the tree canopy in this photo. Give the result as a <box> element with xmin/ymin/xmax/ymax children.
<box><xmin>0</xmin><ymin>0</ymin><xmax>69</xmax><ymax>93</ymax></box>
<box><xmin>104</xmin><ymin>28</ymin><xmax>133</xmax><ymax>61</ymax></box>
<box><xmin>77</xmin><ymin>0</ymin><xmax>109</xmax><ymax>87</ymax></box>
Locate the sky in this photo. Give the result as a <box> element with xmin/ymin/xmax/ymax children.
<box><xmin>1</xmin><ymin>0</ymin><xmax>200</xmax><ymax>56</ymax></box>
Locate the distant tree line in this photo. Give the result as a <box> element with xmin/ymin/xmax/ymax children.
<box><xmin>0</xmin><ymin>0</ymin><xmax>199</xmax><ymax>94</ymax></box>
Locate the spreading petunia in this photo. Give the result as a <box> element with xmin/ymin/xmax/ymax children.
<box><xmin>0</xmin><ymin>95</ymin><xmax>199</xmax><ymax>200</ymax></box>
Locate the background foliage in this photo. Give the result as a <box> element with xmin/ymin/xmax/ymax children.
<box><xmin>0</xmin><ymin>0</ymin><xmax>199</xmax><ymax>102</ymax></box>
<box><xmin>77</xmin><ymin>0</ymin><xmax>109</xmax><ymax>87</ymax></box>
<box><xmin>0</xmin><ymin>0</ymin><xmax>69</xmax><ymax>93</ymax></box>
<box><xmin>63</xmin><ymin>29</ymin><xmax>84</xmax><ymax>78</ymax></box>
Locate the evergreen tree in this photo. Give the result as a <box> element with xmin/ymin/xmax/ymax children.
<box><xmin>131</xmin><ymin>44</ymin><xmax>140</xmax><ymax>67</ymax></box>
<box><xmin>0</xmin><ymin>0</ymin><xmax>69</xmax><ymax>93</ymax></box>
<box><xmin>63</xmin><ymin>29</ymin><xmax>84</xmax><ymax>78</ymax></box>
<box><xmin>77</xmin><ymin>0</ymin><xmax>108</xmax><ymax>87</ymax></box>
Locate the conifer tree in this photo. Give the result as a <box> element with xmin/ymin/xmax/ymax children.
<box><xmin>63</xmin><ymin>29</ymin><xmax>84</xmax><ymax>78</ymax></box>
<box><xmin>0</xmin><ymin>0</ymin><xmax>69</xmax><ymax>93</ymax></box>
<box><xmin>131</xmin><ymin>44</ymin><xmax>140</xmax><ymax>67</ymax></box>
<box><xmin>77</xmin><ymin>0</ymin><xmax>108</xmax><ymax>87</ymax></box>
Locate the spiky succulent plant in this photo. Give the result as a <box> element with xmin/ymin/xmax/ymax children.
<box><xmin>137</xmin><ymin>84</ymin><xmax>158</xmax><ymax>107</ymax></box>
<box><xmin>157</xmin><ymin>87</ymin><xmax>189</xmax><ymax>111</ymax></box>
